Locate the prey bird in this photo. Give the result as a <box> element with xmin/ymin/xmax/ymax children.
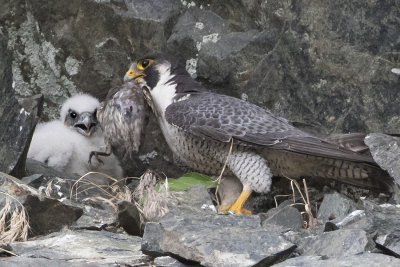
<box><xmin>28</xmin><ymin>94</ymin><xmax>123</xmax><ymax>183</ymax></box>
<box><xmin>89</xmin><ymin>80</ymin><xmax>148</xmax><ymax>171</ymax></box>
<box><xmin>124</xmin><ymin>54</ymin><xmax>393</xmax><ymax>214</ymax></box>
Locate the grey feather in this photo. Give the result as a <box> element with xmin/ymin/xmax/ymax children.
<box><xmin>165</xmin><ymin>92</ymin><xmax>376</xmax><ymax>164</ymax></box>
<box><xmin>96</xmin><ymin>80</ymin><xmax>148</xmax><ymax>161</ymax></box>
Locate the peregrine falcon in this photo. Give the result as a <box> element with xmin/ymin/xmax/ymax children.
<box><xmin>89</xmin><ymin>80</ymin><xmax>148</xmax><ymax>170</ymax></box>
<box><xmin>28</xmin><ymin>94</ymin><xmax>123</xmax><ymax>182</ymax></box>
<box><xmin>124</xmin><ymin>54</ymin><xmax>393</xmax><ymax>214</ymax></box>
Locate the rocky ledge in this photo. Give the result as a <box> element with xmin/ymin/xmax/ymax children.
<box><xmin>1</xmin><ymin>162</ymin><xmax>400</xmax><ymax>266</ymax></box>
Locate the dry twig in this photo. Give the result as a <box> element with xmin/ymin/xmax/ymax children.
<box><xmin>214</xmin><ymin>139</ymin><xmax>234</xmax><ymax>207</ymax></box>
<box><xmin>282</xmin><ymin>176</ymin><xmax>316</xmax><ymax>229</ymax></box>
<box><xmin>0</xmin><ymin>192</ymin><xmax>30</xmax><ymax>244</ymax></box>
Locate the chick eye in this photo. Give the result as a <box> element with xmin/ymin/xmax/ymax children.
<box><xmin>70</xmin><ymin>112</ymin><xmax>77</xmax><ymax>119</ymax></box>
<box><xmin>137</xmin><ymin>59</ymin><xmax>153</xmax><ymax>70</ymax></box>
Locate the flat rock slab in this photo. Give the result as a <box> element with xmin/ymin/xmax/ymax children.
<box><xmin>272</xmin><ymin>253</ymin><xmax>400</xmax><ymax>267</ymax></box>
<box><xmin>297</xmin><ymin>229</ymin><xmax>373</xmax><ymax>257</ymax></box>
<box><xmin>7</xmin><ymin>230</ymin><xmax>150</xmax><ymax>266</ymax></box>
<box><xmin>142</xmin><ymin>210</ymin><xmax>296</xmax><ymax>267</ymax></box>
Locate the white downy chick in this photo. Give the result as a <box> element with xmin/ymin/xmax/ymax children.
<box><xmin>28</xmin><ymin>94</ymin><xmax>124</xmax><ymax>184</ymax></box>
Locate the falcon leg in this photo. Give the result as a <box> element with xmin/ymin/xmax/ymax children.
<box><xmin>216</xmin><ymin>176</ymin><xmax>243</xmax><ymax>212</ymax></box>
<box><xmin>220</xmin><ymin>151</ymin><xmax>272</xmax><ymax>215</ymax></box>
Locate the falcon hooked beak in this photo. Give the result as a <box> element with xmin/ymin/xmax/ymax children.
<box><xmin>124</xmin><ymin>59</ymin><xmax>154</xmax><ymax>83</ymax></box>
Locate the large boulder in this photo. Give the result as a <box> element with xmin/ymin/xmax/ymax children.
<box><xmin>0</xmin><ymin>33</ymin><xmax>41</xmax><ymax>177</ymax></box>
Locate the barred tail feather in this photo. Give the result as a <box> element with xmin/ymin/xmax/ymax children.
<box><xmin>263</xmin><ymin>149</ymin><xmax>394</xmax><ymax>192</ymax></box>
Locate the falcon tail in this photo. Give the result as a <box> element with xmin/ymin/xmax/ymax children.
<box><xmin>263</xmin><ymin>149</ymin><xmax>394</xmax><ymax>192</ymax></box>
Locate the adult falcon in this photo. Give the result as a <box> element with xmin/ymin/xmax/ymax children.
<box><xmin>124</xmin><ymin>54</ymin><xmax>393</xmax><ymax>214</ymax></box>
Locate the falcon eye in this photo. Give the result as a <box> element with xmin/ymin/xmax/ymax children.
<box><xmin>70</xmin><ymin>111</ymin><xmax>77</xmax><ymax>119</ymax></box>
<box><xmin>137</xmin><ymin>59</ymin><xmax>154</xmax><ymax>70</ymax></box>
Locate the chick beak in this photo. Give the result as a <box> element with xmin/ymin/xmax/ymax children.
<box><xmin>74</xmin><ymin>112</ymin><xmax>97</xmax><ymax>136</ymax></box>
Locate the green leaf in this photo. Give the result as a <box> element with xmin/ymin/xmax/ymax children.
<box><xmin>158</xmin><ymin>172</ymin><xmax>217</xmax><ymax>192</ymax></box>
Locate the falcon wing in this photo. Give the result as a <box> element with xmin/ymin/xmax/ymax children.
<box><xmin>165</xmin><ymin>92</ymin><xmax>376</xmax><ymax>163</ymax></box>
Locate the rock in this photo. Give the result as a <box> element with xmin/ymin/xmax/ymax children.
<box><xmin>153</xmin><ymin>256</ymin><xmax>190</xmax><ymax>267</ymax></box>
<box><xmin>261</xmin><ymin>205</ymin><xmax>304</xmax><ymax>231</ymax></box>
<box><xmin>142</xmin><ymin>213</ymin><xmax>296</xmax><ymax>267</ymax></box>
<box><xmin>323</xmin><ymin>222</ymin><xmax>339</xmax><ymax>232</ymax></box>
<box><xmin>0</xmin><ymin>33</ymin><xmax>41</xmax><ymax>177</ymax></box>
<box><xmin>1</xmin><ymin>0</ymin><xmax>398</xmax><ymax>179</ymax></box>
<box><xmin>297</xmin><ymin>229</ymin><xmax>374</xmax><ymax>257</ymax></box>
<box><xmin>117</xmin><ymin>200</ymin><xmax>142</xmax><ymax>236</ymax></box>
<box><xmin>25</xmin><ymin>159</ymin><xmax>77</xmax><ymax>182</ymax></box>
<box><xmin>142</xmin><ymin>185</ymin><xmax>296</xmax><ymax>267</ymax></box>
<box><xmin>72</xmin><ymin>203</ymin><xmax>117</xmax><ymax>231</ymax></box>
<box><xmin>0</xmin><ymin>172</ymin><xmax>83</xmax><ymax>237</ymax></box>
<box><xmin>365</xmin><ymin>133</ymin><xmax>400</xmax><ymax>185</ymax></box>
<box><xmin>317</xmin><ymin>192</ymin><xmax>357</xmax><ymax>222</ymax></box>
<box><xmin>338</xmin><ymin>199</ymin><xmax>400</xmax><ymax>256</ymax></box>
<box><xmin>170</xmin><ymin>184</ymin><xmax>215</xmax><ymax>211</ymax></box>
<box><xmin>7</xmin><ymin>230</ymin><xmax>150</xmax><ymax>266</ymax></box>
<box><xmin>0</xmin><ymin>257</ymin><xmax>99</xmax><ymax>267</ymax></box>
<box><xmin>272</xmin><ymin>253</ymin><xmax>400</xmax><ymax>267</ymax></box>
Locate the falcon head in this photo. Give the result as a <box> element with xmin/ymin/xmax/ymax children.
<box><xmin>123</xmin><ymin>54</ymin><xmax>203</xmax><ymax>115</ymax></box>
<box><xmin>60</xmin><ymin>94</ymin><xmax>100</xmax><ymax>136</ymax></box>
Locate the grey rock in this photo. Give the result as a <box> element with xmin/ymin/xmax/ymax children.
<box><xmin>1</xmin><ymin>0</ymin><xmax>398</xmax><ymax>180</ymax></box>
<box><xmin>297</xmin><ymin>229</ymin><xmax>374</xmax><ymax>257</ymax></box>
<box><xmin>0</xmin><ymin>257</ymin><xmax>99</xmax><ymax>267</ymax></box>
<box><xmin>338</xmin><ymin>199</ymin><xmax>400</xmax><ymax>256</ymax></box>
<box><xmin>142</xmin><ymin>214</ymin><xmax>296</xmax><ymax>267</ymax></box>
<box><xmin>153</xmin><ymin>256</ymin><xmax>190</xmax><ymax>267</ymax></box>
<box><xmin>142</xmin><ymin>209</ymin><xmax>295</xmax><ymax>266</ymax></box>
<box><xmin>365</xmin><ymin>133</ymin><xmax>400</xmax><ymax>185</ymax></box>
<box><xmin>0</xmin><ymin>33</ymin><xmax>41</xmax><ymax>177</ymax></box>
<box><xmin>169</xmin><ymin>184</ymin><xmax>214</xmax><ymax>211</ymax></box>
<box><xmin>72</xmin><ymin>203</ymin><xmax>117</xmax><ymax>231</ymax></box>
<box><xmin>9</xmin><ymin>230</ymin><xmax>150</xmax><ymax>266</ymax></box>
<box><xmin>25</xmin><ymin>159</ymin><xmax>77</xmax><ymax>181</ymax></box>
<box><xmin>323</xmin><ymin>221</ymin><xmax>339</xmax><ymax>232</ymax></box>
<box><xmin>117</xmin><ymin>200</ymin><xmax>142</xmax><ymax>236</ymax></box>
<box><xmin>272</xmin><ymin>253</ymin><xmax>400</xmax><ymax>267</ymax></box>
<box><xmin>317</xmin><ymin>192</ymin><xmax>357</xmax><ymax>222</ymax></box>
<box><xmin>21</xmin><ymin>173</ymin><xmax>45</xmax><ymax>188</ymax></box>
<box><xmin>167</xmin><ymin>7</ymin><xmax>230</xmax><ymax>63</ymax></box>
<box><xmin>0</xmin><ymin>172</ymin><xmax>83</xmax><ymax>237</ymax></box>
<box><xmin>261</xmin><ymin>205</ymin><xmax>304</xmax><ymax>231</ymax></box>
<box><xmin>142</xmin><ymin>185</ymin><xmax>296</xmax><ymax>266</ymax></box>
<box><xmin>123</xmin><ymin>0</ymin><xmax>181</xmax><ymax>22</ymax></box>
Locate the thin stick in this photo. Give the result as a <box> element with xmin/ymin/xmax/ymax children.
<box><xmin>214</xmin><ymin>139</ymin><xmax>234</xmax><ymax>207</ymax></box>
<box><xmin>274</xmin><ymin>194</ymin><xmax>291</xmax><ymax>208</ymax></box>
<box><xmin>0</xmin><ymin>247</ymin><xmax>18</xmax><ymax>257</ymax></box>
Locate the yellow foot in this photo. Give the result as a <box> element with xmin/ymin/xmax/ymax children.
<box><xmin>219</xmin><ymin>190</ymin><xmax>253</xmax><ymax>214</ymax></box>
<box><xmin>230</xmin><ymin>207</ymin><xmax>252</xmax><ymax>215</ymax></box>
<box><xmin>218</xmin><ymin>204</ymin><xmax>251</xmax><ymax>214</ymax></box>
